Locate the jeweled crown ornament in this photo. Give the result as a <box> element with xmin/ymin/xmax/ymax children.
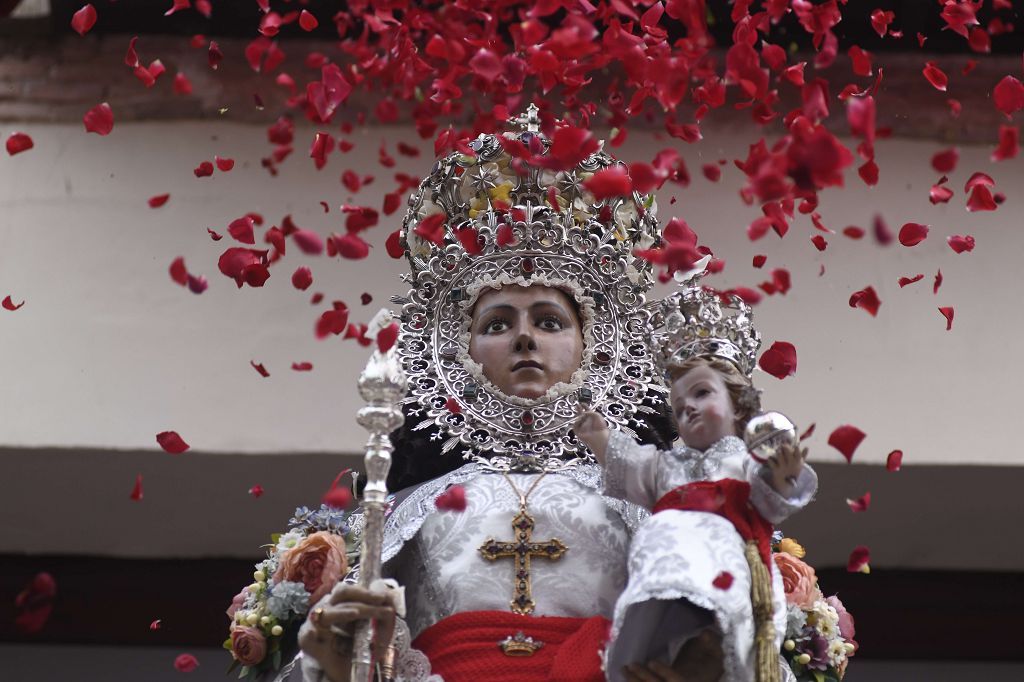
<box><xmin>652</xmin><ymin>278</ymin><xmax>762</xmax><ymax>379</ymax></box>
<box><xmin>390</xmin><ymin>104</ymin><xmax>668</xmax><ymax>471</ymax></box>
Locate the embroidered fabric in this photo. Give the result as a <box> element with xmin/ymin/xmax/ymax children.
<box><xmin>392</xmin><ymin>617</ymin><xmax>443</xmax><ymax>682</ymax></box>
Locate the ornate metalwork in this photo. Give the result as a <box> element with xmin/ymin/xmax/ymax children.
<box><xmin>392</xmin><ymin>108</ymin><xmax>668</xmax><ymax>471</ymax></box>
<box><xmin>350</xmin><ymin>346</ymin><xmax>407</xmax><ymax>682</ymax></box>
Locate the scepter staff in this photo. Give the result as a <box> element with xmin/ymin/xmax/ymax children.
<box><xmin>350</xmin><ymin>333</ymin><xmax>406</xmax><ymax>682</ymax></box>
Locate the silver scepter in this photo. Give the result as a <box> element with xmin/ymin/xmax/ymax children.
<box><xmin>350</xmin><ymin>331</ymin><xmax>406</xmax><ymax>682</ymax></box>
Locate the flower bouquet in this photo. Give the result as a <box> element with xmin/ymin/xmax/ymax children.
<box><xmin>773</xmin><ymin>536</ymin><xmax>857</xmax><ymax>682</ymax></box>
<box><xmin>224</xmin><ymin>504</ymin><xmax>360</xmax><ymax>679</ymax></box>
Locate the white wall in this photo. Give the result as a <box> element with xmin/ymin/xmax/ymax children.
<box><xmin>1</xmin><ymin>121</ymin><xmax>1017</xmax><ymax>467</ymax></box>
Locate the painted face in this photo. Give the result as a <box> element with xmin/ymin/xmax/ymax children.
<box><xmin>468</xmin><ymin>285</ymin><xmax>584</xmax><ymax>400</ymax></box>
<box><xmin>671</xmin><ymin>364</ymin><xmax>737</xmax><ymax>451</ymax></box>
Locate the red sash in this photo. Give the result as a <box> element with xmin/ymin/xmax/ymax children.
<box><xmin>652</xmin><ymin>478</ymin><xmax>775</xmax><ymax>570</ymax></box>
<box><xmin>411</xmin><ymin>610</ymin><xmax>610</xmax><ymax>682</ymax></box>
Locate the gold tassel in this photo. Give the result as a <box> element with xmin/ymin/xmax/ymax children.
<box><xmin>745</xmin><ymin>540</ymin><xmax>780</xmax><ymax>682</ymax></box>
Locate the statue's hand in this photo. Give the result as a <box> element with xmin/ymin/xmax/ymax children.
<box><xmin>573</xmin><ymin>409</ymin><xmax>611</xmax><ymax>464</ymax></box>
<box><xmin>766</xmin><ymin>442</ymin><xmax>808</xmax><ymax>496</ymax></box>
<box><xmin>298</xmin><ymin>584</ymin><xmax>397</xmax><ymax>682</ymax></box>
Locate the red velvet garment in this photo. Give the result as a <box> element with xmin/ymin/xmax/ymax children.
<box><xmin>652</xmin><ymin>478</ymin><xmax>775</xmax><ymax>569</ymax></box>
<box><xmin>412</xmin><ymin>610</ymin><xmax>610</xmax><ymax>682</ymax></box>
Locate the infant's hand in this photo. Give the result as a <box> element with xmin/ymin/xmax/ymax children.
<box><xmin>573</xmin><ymin>409</ymin><xmax>611</xmax><ymax>464</ymax></box>
<box><xmin>766</xmin><ymin>442</ymin><xmax>808</xmax><ymax>494</ymax></box>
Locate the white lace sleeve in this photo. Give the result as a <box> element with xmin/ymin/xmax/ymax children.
<box><xmin>745</xmin><ymin>459</ymin><xmax>818</xmax><ymax>524</ymax></box>
<box><xmin>604</xmin><ymin>429</ymin><xmax>660</xmax><ymax>509</ymax></box>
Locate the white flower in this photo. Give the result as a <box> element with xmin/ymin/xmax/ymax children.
<box><xmin>276</xmin><ymin>531</ymin><xmax>304</xmax><ymax>554</ymax></box>
<box><xmin>828</xmin><ymin>638</ymin><xmax>849</xmax><ymax>667</ymax></box>
<box><xmin>785</xmin><ymin>604</ymin><xmax>807</xmax><ymax>638</ymax></box>
<box><xmin>808</xmin><ymin>600</ymin><xmax>840</xmax><ymax>640</ymax></box>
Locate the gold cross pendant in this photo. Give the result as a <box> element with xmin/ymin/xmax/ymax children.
<box><xmin>478</xmin><ymin>507</ymin><xmax>568</xmax><ymax>615</ymax></box>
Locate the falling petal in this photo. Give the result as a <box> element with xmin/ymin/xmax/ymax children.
<box><xmin>846</xmin><ymin>546</ymin><xmax>871</xmax><ymax>574</ymax></box>
<box><xmin>250</xmin><ymin>361</ymin><xmax>270</xmax><ymax>378</ymax></box>
<box><xmin>435</xmin><ymin>485</ymin><xmax>467</xmax><ymax>512</ymax></box>
<box><xmin>938</xmin><ymin>306</ymin><xmax>954</xmax><ymax>330</ymax></box>
<box><xmin>248</xmin><ymin>484</ymin><xmax>264</xmax><ymax>498</ymax></box>
<box><xmin>169</xmin><ymin>257</ymin><xmax>188</xmax><ymax>286</ymax></box>
<box><xmin>848</xmin><ymin>286</ymin><xmax>881</xmax><ymax>317</ymax></box>
<box><xmin>376</xmin><ymin>322</ymin><xmax>399</xmax><ymax>353</ymax></box>
<box><xmin>930</xmin><ymin>147</ymin><xmax>958</xmax><ymax>173</ymax></box>
<box><xmin>712</xmin><ymin>571</ymin><xmax>734</xmax><ymax>590</ymax></box>
<box><xmin>886</xmin><ymin>450</ymin><xmax>903</xmax><ymax>472</ymax></box>
<box><xmin>6</xmin><ymin>132</ymin><xmax>33</xmax><ymax>156</ymax></box>
<box><xmin>758</xmin><ymin>341</ymin><xmax>797</xmax><ymax>379</ymax></box>
<box><xmin>71</xmin><ymin>4</ymin><xmax>97</xmax><ymax>35</ymax></box>
<box><xmin>83</xmin><ymin>102</ymin><xmax>114</xmax><ymax>135</ymax></box>
<box><xmin>828</xmin><ymin>424</ymin><xmax>866</xmax><ymax>463</ymax></box>
<box><xmin>156</xmin><ymin>431</ymin><xmax>190</xmax><ymax>454</ymax></box>
<box><xmin>173</xmin><ymin>653</ymin><xmax>199</xmax><ymax>673</ymax></box>
<box><xmin>3</xmin><ymin>295</ymin><xmax>25</xmax><ymax>311</ymax></box>
<box><xmin>148</xmin><ymin>193</ymin><xmax>170</xmax><ymax>208</ymax></box>
<box><xmin>130</xmin><ymin>474</ymin><xmax>143</xmax><ymax>501</ymax></box>
<box><xmin>922</xmin><ymin>62</ymin><xmax>948</xmax><ymax>91</ymax></box>
<box><xmin>947</xmin><ymin>235</ymin><xmax>975</xmax><ymax>253</ymax></box>
<box><xmin>846</xmin><ymin>492</ymin><xmax>871</xmax><ymax>513</ymax></box>
<box><xmin>897</xmin><ymin>223</ymin><xmax>929</xmax><ymax>247</ymax></box>
<box><xmin>291</xmin><ymin>362</ymin><xmax>313</xmax><ymax>371</ymax></box>
<box><xmin>898</xmin><ymin>274</ymin><xmax>923</xmax><ymax>288</ymax></box>
<box><xmin>150</xmin><ymin>619</ymin><xmax>162</xmax><ymax>630</ymax></box>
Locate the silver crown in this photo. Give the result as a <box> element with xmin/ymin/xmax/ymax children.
<box><xmin>389</xmin><ymin>105</ymin><xmax>667</xmax><ymax>470</ymax></box>
<box><xmin>652</xmin><ymin>284</ymin><xmax>762</xmax><ymax>379</ymax></box>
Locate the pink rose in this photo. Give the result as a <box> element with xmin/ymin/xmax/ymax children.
<box><xmin>273</xmin><ymin>531</ymin><xmax>348</xmax><ymax>604</ymax></box>
<box><xmin>826</xmin><ymin>595</ymin><xmax>856</xmax><ymax>643</ymax></box>
<box><xmin>229</xmin><ymin>625</ymin><xmax>267</xmax><ymax>666</ymax></box>
<box><xmin>226</xmin><ymin>587</ymin><xmax>248</xmax><ymax>620</ymax></box>
<box><xmin>773</xmin><ymin>552</ymin><xmax>818</xmax><ymax>609</ymax></box>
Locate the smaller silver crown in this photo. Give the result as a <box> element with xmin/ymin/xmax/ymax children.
<box><xmin>652</xmin><ymin>285</ymin><xmax>762</xmax><ymax>378</ymax></box>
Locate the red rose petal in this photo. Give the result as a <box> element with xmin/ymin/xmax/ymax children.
<box><xmin>333</xmin><ymin>233</ymin><xmax>370</xmax><ymax>260</ymax></box>
<box><xmin>849</xmin><ymin>286</ymin><xmax>881</xmax><ymax>317</ymax></box>
<box><xmin>886</xmin><ymin>449</ymin><xmax>903</xmax><ymax>472</ymax></box>
<box><xmin>186</xmin><ymin>275</ymin><xmax>207</xmax><ymax>295</ymax></box>
<box><xmin>993</xmin><ymin>75</ymin><xmax>1024</xmax><ymax>118</ymax></box>
<box><xmin>292</xmin><ymin>229</ymin><xmax>324</xmax><ymax>255</ymax></box>
<box><xmin>934</xmin><ymin>269</ymin><xmax>943</xmax><ymax>294</ymax></box>
<box><xmin>842</xmin><ymin>226</ymin><xmax>865</xmax><ymax>240</ymax></box>
<box><xmin>811</xmin><ymin>234</ymin><xmax>827</xmax><ymax>251</ymax></box>
<box><xmin>929</xmin><ymin>182</ymin><xmax>953</xmax><ymax>205</ymax></box>
<box><xmin>966</xmin><ymin>185</ymin><xmax>997</xmax><ymax>212</ymax></box>
<box><xmin>799</xmin><ymin>423</ymin><xmax>816</xmax><ymax>441</ymax></box>
<box><xmin>947</xmin><ymin>234</ymin><xmax>975</xmax><ymax>253</ymax></box>
<box><xmin>930</xmin><ymin>147</ymin><xmax>958</xmax><ymax>173</ymax></box>
<box><xmin>193</xmin><ymin>161</ymin><xmax>214</xmax><ymax>178</ymax></box>
<box><xmin>828</xmin><ymin>424</ymin><xmax>866</xmax><ymax>463</ymax></box>
<box><xmin>130</xmin><ymin>473</ymin><xmax>143</xmax><ymax>501</ymax></box>
<box><xmin>15</xmin><ymin>572</ymin><xmax>57</xmax><ymax>634</ymax></box>
<box><xmin>385</xmin><ymin>230</ymin><xmax>404</xmax><ymax>259</ymax></box>
<box><xmin>701</xmin><ymin>164</ymin><xmax>721</xmax><ymax>183</ymax></box>
<box><xmin>858</xmin><ymin>159</ymin><xmax>878</xmax><ymax>186</ymax></box>
<box><xmin>322</xmin><ymin>485</ymin><xmax>352</xmax><ymax>509</ymax></box>
<box><xmin>3</xmin><ymin>295</ymin><xmax>25</xmax><ymax>311</ymax></box>
<box><xmin>6</xmin><ymin>132</ymin><xmax>33</xmax><ymax>155</ymax></box>
<box><xmin>898</xmin><ymin>222</ymin><xmax>929</xmax><ymax>247</ymax></box>
<box><xmin>157</xmin><ymin>431</ymin><xmax>190</xmax><ymax>454</ymax></box>
<box><xmin>214</xmin><ymin>156</ymin><xmax>234</xmax><ymax>172</ymax></box>
<box><xmin>248</xmin><ymin>484</ymin><xmax>264</xmax><ymax>498</ymax></box>
<box><xmin>227</xmin><ymin>216</ymin><xmax>255</xmax><ymax>244</ymax></box>
<box><xmin>870</xmin><ymin>9</ymin><xmax>894</xmax><ymax>38</ymax></box>
<box><xmin>847</xmin><ymin>545</ymin><xmax>871</xmax><ymax>574</ymax></box>
<box><xmin>360</xmin><ymin>293</ymin><xmax>372</xmax><ymax>305</ymax></box>
<box><xmin>291</xmin><ymin>266</ymin><xmax>313</xmax><ymax>291</ymax></box>
<box><xmin>150</xmin><ymin>619</ymin><xmax>162</xmax><ymax>630</ymax></box>
<box><xmin>173</xmin><ymin>72</ymin><xmax>193</xmax><ymax>95</ymax></box>
<box><xmin>938</xmin><ymin>306</ymin><xmax>954</xmax><ymax>330</ymax></box>
<box><xmin>849</xmin><ymin>45</ymin><xmax>872</xmax><ymax>76</ymax></box>
<box><xmin>544</xmin><ymin>125</ymin><xmax>600</xmax><ymax>171</ymax></box>
<box><xmin>299</xmin><ymin>9</ymin><xmax>318</xmax><ymax>31</ymax></box>
<box><xmin>173</xmin><ymin>653</ymin><xmax>199</xmax><ymax>673</ymax></box>
<box><xmin>71</xmin><ymin>4</ymin><xmax>97</xmax><ymax>35</ymax></box>
<box><xmin>712</xmin><ymin>571</ymin><xmax>734</xmax><ymax>590</ymax></box>
<box><xmin>291</xmin><ymin>362</ymin><xmax>313</xmax><ymax>372</ymax></box>
<box><xmin>250</xmin><ymin>361</ymin><xmax>269</xmax><ymax>378</ymax></box>
<box><xmin>148</xmin><ymin>193</ymin><xmax>170</xmax><ymax>208</ymax></box>
<box><xmin>922</xmin><ymin>62</ymin><xmax>948</xmax><ymax>91</ymax></box>
<box><xmin>208</xmin><ymin>40</ymin><xmax>223</xmax><ymax>70</ymax></box>
<box><xmin>444</xmin><ymin>396</ymin><xmax>462</xmax><ymax>414</ymax></box>
<box><xmin>376</xmin><ymin>322</ymin><xmax>399</xmax><ymax>353</ymax></box>
<box><xmin>496</xmin><ymin>223</ymin><xmax>516</xmax><ymax>247</ymax></box>
<box><xmin>125</xmin><ymin>36</ymin><xmax>139</xmax><ymax>68</ymax></box>
<box><xmin>414</xmin><ymin>213</ymin><xmax>447</xmax><ymax>246</ymax></box>
<box><xmin>873</xmin><ymin>214</ymin><xmax>894</xmax><ymax>245</ymax></box>
<box><xmin>846</xmin><ymin>491</ymin><xmax>871</xmax><ymax>513</ymax></box>
<box><xmin>435</xmin><ymin>485</ymin><xmax>467</xmax><ymax>512</ymax></box>
<box><xmin>583</xmin><ymin>166</ymin><xmax>632</xmax><ymax>200</ymax></box>
<box><xmin>83</xmin><ymin>102</ymin><xmax>114</xmax><ymax>135</ymax></box>
<box><xmin>992</xmin><ymin>125</ymin><xmax>1019</xmax><ymax>162</ymax></box>
<box><xmin>456</xmin><ymin>226</ymin><xmax>483</xmax><ymax>256</ymax></box>
<box><xmin>758</xmin><ymin>341</ymin><xmax>797</xmax><ymax>379</ymax></box>
<box><xmin>752</xmin><ymin>255</ymin><xmax>767</xmax><ymax>268</ymax></box>
<box><xmin>898</xmin><ymin>274</ymin><xmax>924</xmax><ymax>288</ymax></box>
<box><xmin>169</xmin><ymin>257</ymin><xmax>188</xmax><ymax>286</ymax></box>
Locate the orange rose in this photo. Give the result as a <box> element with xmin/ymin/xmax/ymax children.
<box><xmin>773</xmin><ymin>551</ymin><xmax>818</xmax><ymax>609</ymax></box>
<box><xmin>274</xmin><ymin>531</ymin><xmax>347</xmax><ymax>604</ymax></box>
